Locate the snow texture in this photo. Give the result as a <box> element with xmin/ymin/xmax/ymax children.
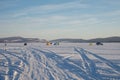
<box><xmin>0</xmin><ymin>43</ymin><xmax>120</xmax><ymax>80</ymax></box>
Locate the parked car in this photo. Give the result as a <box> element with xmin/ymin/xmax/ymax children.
<box><xmin>96</xmin><ymin>42</ymin><xmax>103</xmax><ymax>45</ymax></box>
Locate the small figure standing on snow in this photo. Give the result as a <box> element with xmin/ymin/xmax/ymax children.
<box><xmin>4</xmin><ymin>40</ymin><xmax>7</xmax><ymax>51</ymax></box>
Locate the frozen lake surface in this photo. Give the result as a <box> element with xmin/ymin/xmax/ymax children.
<box><xmin>0</xmin><ymin>43</ymin><xmax>120</xmax><ymax>80</ymax></box>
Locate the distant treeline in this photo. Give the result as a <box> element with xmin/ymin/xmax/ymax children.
<box><xmin>50</xmin><ymin>37</ymin><xmax>120</xmax><ymax>43</ymax></box>
<box><xmin>0</xmin><ymin>37</ymin><xmax>46</xmax><ymax>43</ymax></box>
<box><xmin>0</xmin><ymin>36</ymin><xmax>120</xmax><ymax>43</ymax></box>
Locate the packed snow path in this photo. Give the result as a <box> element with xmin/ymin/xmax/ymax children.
<box><xmin>0</xmin><ymin>43</ymin><xmax>120</xmax><ymax>80</ymax></box>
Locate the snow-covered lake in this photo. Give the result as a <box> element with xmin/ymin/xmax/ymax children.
<box><xmin>0</xmin><ymin>43</ymin><xmax>120</xmax><ymax>80</ymax></box>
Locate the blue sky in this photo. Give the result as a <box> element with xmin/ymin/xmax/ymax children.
<box><xmin>0</xmin><ymin>0</ymin><xmax>120</xmax><ymax>40</ymax></box>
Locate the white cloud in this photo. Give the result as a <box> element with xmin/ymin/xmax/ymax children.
<box><xmin>0</xmin><ymin>14</ymin><xmax>101</xmax><ymax>31</ymax></box>
<box><xmin>104</xmin><ymin>0</ymin><xmax>120</xmax><ymax>5</ymax></box>
<box><xmin>105</xmin><ymin>10</ymin><xmax>120</xmax><ymax>16</ymax></box>
<box><xmin>0</xmin><ymin>0</ymin><xmax>119</xmax><ymax>30</ymax></box>
<box><xmin>0</xmin><ymin>0</ymin><xmax>18</xmax><ymax>10</ymax></box>
<box><xmin>9</xmin><ymin>1</ymin><xmax>88</xmax><ymax>18</ymax></box>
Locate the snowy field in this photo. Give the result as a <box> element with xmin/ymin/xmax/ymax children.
<box><xmin>0</xmin><ymin>43</ymin><xmax>120</xmax><ymax>80</ymax></box>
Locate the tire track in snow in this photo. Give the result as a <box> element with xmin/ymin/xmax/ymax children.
<box><xmin>84</xmin><ymin>49</ymin><xmax>120</xmax><ymax>80</ymax></box>
<box><xmin>30</xmin><ymin>47</ymin><xmax>100</xmax><ymax>80</ymax></box>
<box><xmin>86</xmin><ymin>49</ymin><xmax>120</xmax><ymax>73</ymax></box>
<box><xmin>0</xmin><ymin>52</ymin><xmax>13</xmax><ymax>80</ymax></box>
<box><xmin>20</xmin><ymin>47</ymin><xmax>60</xmax><ymax>80</ymax></box>
<box><xmin>1</xmin><ymin>45</ymin><xmax>120</xmax><ymax>80</ymax></box>
<box><xmin>74</xmin><ymin>48</ymin><xmax>101</xmax><ymax>80</ymax></box>
<box><xmin>28</xmin><ymin>47</ymin><xmax>77</xmax><ymax>80</ymax></box>
<box><xmin>0</xmin><ymin>49</ymin><xmax>25</xmax><ymax>80</ymax></box>
<box><xmin>75</xmin><ymin>48</ymin><xmax>120</xmax><ymax>80</ymax></box>
<box><xmin>27</xmin><ymin>48</ymin><xmax>55</xmax><ymax>80</ymax></box>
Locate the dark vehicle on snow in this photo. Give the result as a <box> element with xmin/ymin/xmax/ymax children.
<box><xmin>96</xmin><ymin>42</ymin><xmax>103</xmax><ymax>45</ymax></box>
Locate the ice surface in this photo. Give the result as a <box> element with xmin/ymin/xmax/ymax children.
<box><xmin>0</xmin><ymin>43</ymin><xmax>120</xmax><ymax>80</ymax></box>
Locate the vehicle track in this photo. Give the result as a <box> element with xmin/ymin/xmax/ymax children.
<box><xmin>75</xmin><ymin>48</ymin><xmax>120</xmax><ymax>80</ymax></box>
<box><xmin>0</xmin><ymin>46</ymin><xmax>120</xmax><ymax>80</ymax></box>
